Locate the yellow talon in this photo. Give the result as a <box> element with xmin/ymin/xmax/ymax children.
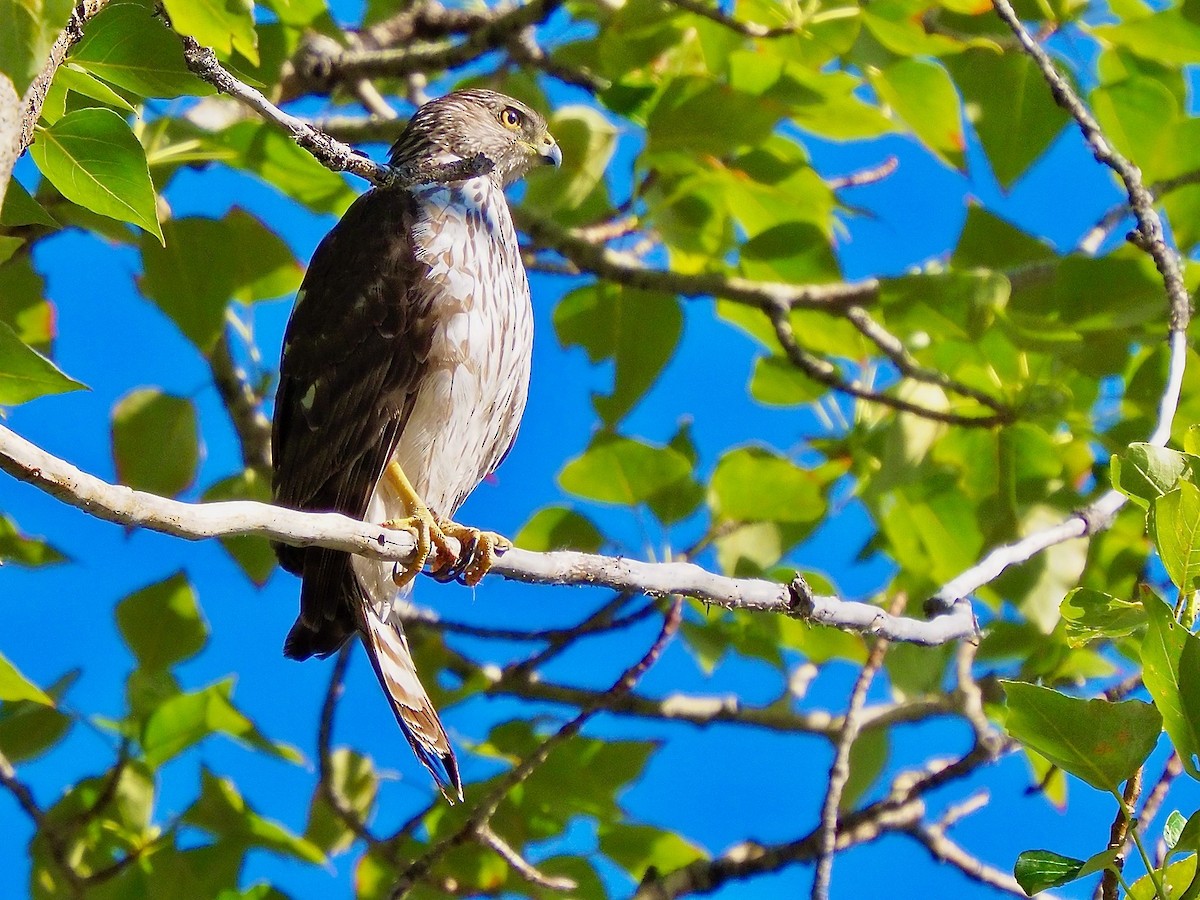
<box><xmin>381</xmin><ymin>514</ymin><xmax>430</xmax><ymax>589</ymax></box>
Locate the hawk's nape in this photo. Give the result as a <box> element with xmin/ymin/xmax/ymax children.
<box><xmin>270</xmin><ymin>90</ymin><xmax>560</xmax><ymax>801</ymax></box>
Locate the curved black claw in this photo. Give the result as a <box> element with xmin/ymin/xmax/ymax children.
<box><xmin>428</xmin><ymin>531</ymin><xmax>479</xmax><ymax>584</ymax></box>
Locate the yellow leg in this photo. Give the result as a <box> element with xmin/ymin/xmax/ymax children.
<box><xmin>379</xmin><ymin>462</ymin><xmax>509</xmax><ymax>587</ymax></box>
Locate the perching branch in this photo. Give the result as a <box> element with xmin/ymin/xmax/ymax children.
<box><xmin>0</xmin><ymin>421</ymin><xmax>977</xmax><ymax>644</ymax></box>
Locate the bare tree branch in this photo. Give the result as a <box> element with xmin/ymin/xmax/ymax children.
<box><xmin>208</xmin><ymin>329</ymin><xmax>272</xmax><ymax>474</ymax></box>
<box><xmin>477</xmin><ymin>824</ymin><xmax>577</xmax><ymax>891</ymax></box>
<box><xmin>665</xmin><ymin>0</ymin><xmax>801</xmax><ymax>38</ymax></box>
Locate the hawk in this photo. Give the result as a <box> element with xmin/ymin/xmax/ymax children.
<box><xmin>272</xmin><ymin>90</ymin><xmax>560</xmax><ymax>801</ymax></box>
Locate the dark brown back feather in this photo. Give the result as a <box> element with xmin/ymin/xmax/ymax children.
<box><xmin>272</xmin><ymin>186</ymin><xmax>436</xmax><ymax>656</ymax></box>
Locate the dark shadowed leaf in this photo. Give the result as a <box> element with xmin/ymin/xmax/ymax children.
<box><xmin>1002</xmin><ymin>681</ymin><xmax>1161</xmax><ymax>791</ymax></box>
<box><xmin>111</xmin><ymin>388</ymin><xmax>199</xmax><ymax>496</ymax></box>
<box><xmin>946</xmin><ymin>50</ymin><xmax>1069</xmax><ymax>187</ymax></box>
<box><xmin>116</xmin><ymin>572</ymin><xmax>208</xmax><ymax>672</ymax></box>
<box><xmin>305</xmin><ymin>748</ymin><xmax>378</xmax><ymax>855</ymax></box>
<box><xmin>30</xmin><ymin>108</ymin><xmax>162</xmax><ymax>241</ymax></box>
<box><xmin>0</xmin><ymin>669</ymin><xmax>77</xmax><ymax>763</ymax></box>
<box><xmin>554</xmin><ymin>284</ymin><xmax>683</xmax><ymax>426</ymax></box>
<box><xmin>203</xmin><ymin>469</ymin><xmax>277</xmax><ymax>585</ymax></box>
<box><xmin>0</xmin><ymin>321</ymin><xmax>85</xmax><ymax>404</ymax></box>
<box><xmin>0</xmin><ymin>179</ymin><xmax>58</xmax><ymax>227</ymax></box>
<box><xmin>514</xmin><ymin>505</ymin><xmax>604</xmax><ymax>553</ymax></box>
<box><xmin>0</xmin><ymin>514</ymin><xmax>67</xmax><ymax>566</ymax></box>
<box><xmin>186</xmin><ymin>769</ymin><xmax>324</xmax><ymax>864</ymax></box>
<box><xmin>1142</xmin><ymin>593</ymin><xmax>1200</xmax><ymax>779</ymax></box>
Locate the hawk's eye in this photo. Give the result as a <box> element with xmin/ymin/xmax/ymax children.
<box><xmin>500</xmin><ymin>107</ymin><xmax>523</xmax><ymax>130</ymax></box>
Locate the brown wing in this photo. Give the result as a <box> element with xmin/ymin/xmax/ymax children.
<box><xmin>272</xmin><ymin>186</ymin><xmax>435</xmax><ymax>657</ymax></box>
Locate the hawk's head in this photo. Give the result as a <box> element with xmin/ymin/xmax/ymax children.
<box><xmin>389</xmin><ymin>89</ymin><xmax>561</xmax><ymax>186</ymax></box>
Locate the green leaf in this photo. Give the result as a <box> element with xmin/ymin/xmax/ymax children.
<box><xmin>1112</xmin><ymin>443</ymin><xmax>1198</xmax><ymax>509</ymax></box>
<box><xmin>0</xmin><ymin>0</ymin><xmax>73</xmax><ymax>95</ymax></box>
<box><xmin>70</xmin><ymin>2</ymin><xmax>212</xmax><ymax>98</ymax></box>
<box><xmin>558</xmin><ymin>434</ymin><xmax>692</xmax><ymax>506</ymax></box>
<box><xmin>116</xmin><ymin>572</ymin><xmax>208</xmax><ymax>672</ymax></box>
<box><xmin>30</xmin><ymin>107</ymin><xmax>163</xmax><ymax>241</ymax></box>
<box><xmin>140</xmin><ymin>209</ymin><xmax>301</xmax><ymax>352</ymax></box>
<box><xmin>186</xmin><ymin>769</ymin><xmax>325</xmax><ymax>864</ymax></box>
<box><xmin>218</xmin><ymin>122</ymin><xmax>356</xmax><ymax>214</ymax></box>
<box><xmin>141</xmin><ymin>678</ymin><xmax>302</xmax><ymax>768</ymax></box>
<box><xmin>1167</xmin><ymin>810</ymin><xmax>1188</xmax><ymax>850</ymax></box>
<box><xmin>0</xmin><ymin>652</ymin><xmax>52</xmax><ymax>705</ymax></box>
<box><xmin>1128</xmin><ymin>856</ymin><xmax>1198</xmax><ymax>899</ymax></box>
<box><xmin>1153</xmin><ymin>482</ymin><xmax>1200</xmax><ymax>593</ymax></box>
<box><xmin>946</xmin><ymin>50</ymin><xmax>1069</xmax><ymax>187</ymax></box>
<box><xmin>871</xmin><ymin>58</ymin><xmax>964</xmax><ymax>169</ymax></box>
<box><xmin>0</xmin><ymin>253</ymin><xmax>51</xmax><ymax>352</ymax></box>
<box><xmin>162</xmin><ymin>0</ymin><xmax>258</xmax><ymax>65</ymax></box>
<box><xmin>0</xmin><ymin>179</ymin><xmax>58</xmax><ymax>227</ymax></box>
<box><xmin>598</xmin><ymin>823</ymin><xmax>707</xmax><ymax>880</ymax></box>
<box><xmin>524</xmin><ymin>104</ymin><xmax>617</xmax><ymax>220</ymax></box>
<box><xmin>1060</xmin><ymin>587</ymin><xmax>1145</xmax><ymax>647</ymax></box>
<box><xmin>1013</xmin><ymin>849</ymin><xmax>1086</xmax><ymax>895</ymax></box>
<box><xmin>0</xmin><ymin>320</ymin><xmax>85</xmax><ymax>404</ymax></box>
<box><xmin>749</xmin><ymin>355</ymin><xmax>825</xmax><ymax>406</ymax></box>
<box><xmin>1094</xmin><ymin>10</ymin><xmax>1200</xmax><ymax>66</ymax></box>
<box><xmin>840</xmin><ymin>728</ymin><xmax>889</xmax><ymax>811</ymax></box>
<box><xmin>111</xmin><ymin>388</ymin><xmax>199</xmax><ymax>496</ymax></box>
<box><xmin>1001</xmin><ymin>681</ymin><xmax>1162</xmax><ymax>791</ymax></box>
<box><xmin>709</xmin><ymin>446</ymin><xmax>823</xmax><ymax>524</ymax></box>
<box><xmin>0</xmin><ymin>514</ymin><xmax>66</xmax><ymax>566</ymax></box>
<box><xmin>53</xmin><ymin>63</ymin><xmax>136</xmax><ymax>112</ymax></box>
<box><xmin>0</xmin><ymin>669</ymin><xmax>77</xmax><ymax>762</ymax></box>
<box><xmin>554</xmin><ymin>284</ymin><xmax>683</xmax><ymax>426</ymax></box>
<box><xmin>304</xmin><ymin>748</ymin><xmax>378</xmax><ymax>855</ymax></box>
<box><xmin>514</xmin><ymin>505</ymin><xmax>604</xmax><ymax>553</ymax></box>
<box><xmin>1142</xmin><ymin>593</ymin><xmax>1200</xmax><ymax>779</ymax></box>
<box><xmin>203</xmin><ymin>469</ymin><xmax>277</xmax><ymax>586</ymax></box>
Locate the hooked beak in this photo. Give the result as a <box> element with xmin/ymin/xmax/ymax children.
<box><xmin>539</xmin><ymin>135</ymin><xmax>562</xmax><ymax>168</ymax></box>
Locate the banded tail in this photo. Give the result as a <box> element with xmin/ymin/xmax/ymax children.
<box><xmin>359</xmin><ymin>603</ymin><xmax>462</xmax><ymax>802</ymax></box>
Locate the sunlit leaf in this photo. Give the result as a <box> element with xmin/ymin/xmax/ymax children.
<box><xmin>514</xmin><ymin>505</ymin><xmax>604</xmax><ymax>553</ymax></box>
<box><xmin>0</xmin><ymin>653</ymin><xmax>52</xmax><ymax>705</ymax></box>
<box><xmin>203</xmin><ymin>469</ymin><xmax>277</xmax><ymax>586</ymax></box>
<box><xmin>186</xmin><ymin>769</ymin><xmax>325</xmax><ymax>864</ymax></box>
<box><xmin>0</xmin><ymin>320</ymin><xmax>85</xmax><ymax>405</ymax></box>
<box><xmin>0</xmin><ymin>514</ymin><xmax>66</xmax><ymax>567</ymax></box>
<box><xmin>162</xmin><ymin>0</ymin><xmax>258</xmax><ymax>65</ymax></box>
<box><xmin>304</xmin><ymin>748</ymin><xmax>378</xmax><ymax>855</ymax></box>
<box><xmin>0</xmin><ymin>0</ymin><xmax>73</xmax><ymax>95</ymax></box>
<box><xmin>559</xmin><ymin>434</ymin><xmax>692</xmax><ymax>506</ymax></box>
<box><xmin>1142</xmin><ymin>593</ymin><xmax>1200</xmax><ymax>779</ymax></box>
<box><xmin>30</xmin><ymin>108</ymin><xmax>163</xmax><ymax>241</ymax></box>
<box><xmin>70</xmin><ymin>2</ymin><xmax>212</xmax><ymax>98</ymax></box>
<box><xmin>1153</xmin><ymin>482</ymin><xmax>1200</xmax><ymax>593</ymax></box>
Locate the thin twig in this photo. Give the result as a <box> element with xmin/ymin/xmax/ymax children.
<box><xmin>477</xmin><ymin>823</ymin><xmax>577</xmax><ymax>891</ymax></box>
<box><xmin>811</xmin><ymin>595</ymin><xmax>905</xmax><ymax>900</ymax></box>
<box><xmin>666</xmin><ymin>0</ymin><xmax>800</xmax><ymax>37</ymax></box>
<box><xmin>828</xmin><ymin>156</ymin><xmax>899</xmax><ymax>191</ymax></box>
<box><xmin>769</xmin><ymin>301</ymin><xmax>1009</xmax><ymax>427</ymax></box>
